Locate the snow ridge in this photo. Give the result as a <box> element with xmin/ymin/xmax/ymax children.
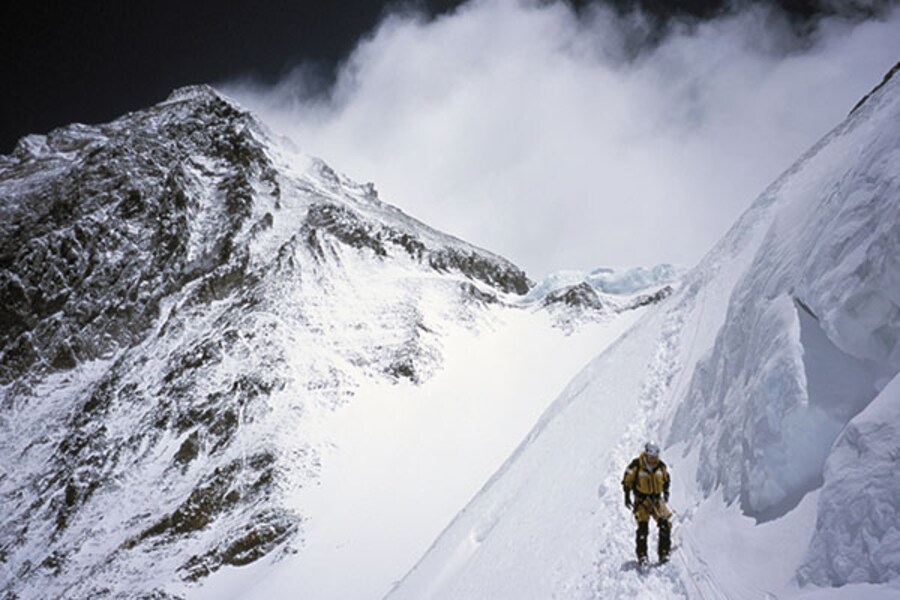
<box><xmin>585</xmin><ymin>300</ymin><xmax>691</xmax><ymax>600</ymax></box>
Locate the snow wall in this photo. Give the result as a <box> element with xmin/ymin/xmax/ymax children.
<box><xmin>668</xmin><ymin>63</ymin><xmax>900</xmax><ymax>585</ymax></box>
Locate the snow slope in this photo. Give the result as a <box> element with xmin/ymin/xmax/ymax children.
<box><xmin>388</xmin><ymin>63</ymin><xmax>900</xmax><ymax>599</ymax></box>
<box><xmin>188</xmin><ymin>307</ymin><xmax>647</xmax><ymax>600</ymax></box>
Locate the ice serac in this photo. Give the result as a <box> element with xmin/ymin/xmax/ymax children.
<box><xmin>0</xmin><ymin>84</ymin><xmax>531</xmax><ymax>599</ymax></box>
<box><xmin>526</xmin><ymin>266</ymin><xmax>677</xmax><ymax>334</ymax></box>
<box><xmin>798</xmin><ymin>372</ymin><xmax>900</xmax><ymax>586</ymax></box>
<box><xmin>668</xmin><ymin>61</ymin><xmax>900</xmax><ymax>526</ymax></box>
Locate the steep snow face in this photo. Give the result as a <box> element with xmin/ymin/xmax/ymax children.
<box><xmin>666</xmin><ymin>61</ymin><xmax>900</xmax><ymax>594</ymax></box>
<box><xmin>668</xmin><ymin>61</ymin><xmax>900</xmax><ymax>532</ymax></box>
<box><xmin>798</xmin><ymin>372</ymin><xmax>900</xmax><ymax>587</ymax></box>
<box><xmin>387</xmin><ymin>64</ymin><xmax>900</xmax><ymax>599</ymax></box>
<box><xmin>385</xmin><ymin>188</ymin><xmax>766</xmax><ymax>600</ymax></box>
<box><xmin>201</xmin><ymin>307</ymin><xmax>648</xmax><ymax>600</ymax></box>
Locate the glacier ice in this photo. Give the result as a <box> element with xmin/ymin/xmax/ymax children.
<box><xmin>525</xmin><ymin>263</ymin><xmax>680</xmax><ymax>302</ymax></box>
<box><xmin>798</xmin><ymin>372</ymin><xmax>900</xmax><ymax>586</ymax></box>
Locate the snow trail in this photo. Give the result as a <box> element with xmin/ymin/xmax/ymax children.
<box><xmin>584</xmin><ymin>296</ymin><xmax>691</xmax><ymax>599</ymax></box>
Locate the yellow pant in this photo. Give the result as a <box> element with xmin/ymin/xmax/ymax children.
<box><xmin>633</xmin><ymin>495</ymin><xmax>672</xmax><ymax>523</ymax></box>
<box><xmin>632</xmin><ymin>496</ymin><xmax>672</xmax><ymax>561</ymax></box>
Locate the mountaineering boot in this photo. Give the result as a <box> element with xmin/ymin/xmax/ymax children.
<box><xmin>658</xmin><ymin>518</ymin><xmax>671</xmax><ymax>564</ymax></box>
<box><xmin>636</xmin><ymin>520</ymin><xmax>649</xmax><ymax>564</ymax></box>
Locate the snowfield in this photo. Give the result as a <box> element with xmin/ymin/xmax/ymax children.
<box><xmin>186</xmin><ymin>307</ymin><xmax>647</xmax><ymax>600</ymax></box>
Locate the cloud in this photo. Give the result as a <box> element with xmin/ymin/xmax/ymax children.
<box><xmin>222</xmin><ymin>0</ymin><xmax>900</xmax><ymax>278</ymax></box>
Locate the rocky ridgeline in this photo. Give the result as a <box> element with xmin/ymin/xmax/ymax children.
<box><xmin>0</xmin><ymin>85</ymin><xmax>280</xmax><ymax>385</ymax></box>
<box><xmin>0</xmin><ymin>86</ymin><xmax>302</xmax><ymax>599</ymax></box>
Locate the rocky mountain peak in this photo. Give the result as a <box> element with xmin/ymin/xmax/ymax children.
<box><xmin>0</xmin><ymin>81</ymin><xmax>540</xmax><ymax>598</ymax></box>
<box><xmin>0</xmin><ymin>82</ymin><xmax>282</xmax><ymax>385</ymax></box>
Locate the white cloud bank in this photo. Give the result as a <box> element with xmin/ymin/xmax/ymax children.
<box><xmin>223</xmin><ymin>0</ymin><xmax>900</xmax><ymax>279</ymax></box>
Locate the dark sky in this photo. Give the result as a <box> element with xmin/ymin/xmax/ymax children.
<box><xmin>0</xmin><ymin>1</ymin><xmax>860</xmax><ymax>154</ymax></box>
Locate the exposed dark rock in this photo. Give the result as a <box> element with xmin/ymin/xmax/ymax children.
<box><xmin>388</xmin><ymin>358</ymin><xmax>418</xmax><ymax>382</ymax></box>
<box><xmin>39</xmin><ymin>550</ymin><xmax>66</xmax><ymax>576</ymax></box>
<box><xmin>542</xmin><ymin>282</ymin><xmax>607</xmax><ymax>311</ymax></box>
<box><xmin>460</xmin><ymin>282</ymin><xmax>498</xmax><ymax>305</ymax></box>
<box><xmin>138</xmin><ymin>452</ymin><xmax>277</xmax><ymax>542</ymax></box>
<box><xmin>0</xmin><ymin>83</ymin><xmax>540</xmax><ymax>597</ymax></box>
<box><xmin>851</xmin><ymin>61</ymin><xmax>900</xmax><ymax>115</ymax></box>
<box><xmin>50</xmin><ymin>341</ymin><xmax>78</xmax><ymax>370</ymax></box>
<box><xmin>628</xmin><ymin>285</ymin><xmax>674</xmax><ymax>309</ymax></box>
<box><xmin>179</xmin><ymin>509</ymin><xmax>299</xmax><ymax>581</ymax></box>
<box><xmin>302</xmin><ymin>202</ymin><xmax>531</xmax><ymax>295</ymax></box>
<box><xmin>0</xmin><ymin>85</ymin><xmax>279</xmax><ymax>385</ymax></box>
<box><xmin>134</xmin><ymin>591</ymin><xmax>187</xmax><ymax>600</ymax></box>
<box><xmin>304</xmin><ymin>203</ymin><xmax>388</xmax><ymax>258</ymax></box>
<box><xmin>428</xmin><ymin>248</ymin><xmax>530</xmax><ymax>295</ymax></box>
<box><xmin>174</xmin><ymin>432</ymin><xmax>201</xmax><ymax>466</ymax></box>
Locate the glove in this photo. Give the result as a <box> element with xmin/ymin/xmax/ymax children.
<box><xmin>624</xmin><ymin>491</ymin><xmax>632</xmax><ymax>509</ymax></box>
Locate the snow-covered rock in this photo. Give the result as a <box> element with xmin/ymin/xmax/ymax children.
<box><xmin>524</xmin><ymin>265</ymin><xmax>678</xmax><ymax>333</ymax></box>
<box><xmin>526</xmin><ymin>264</ymin><xmax>679</xmax><ymax>300</ymax></box>
<box><xmin>3</xmin><ymin>48</ymin><xmax>899</xmax><ymax>600</ymax></box>
<box><xmin>0</xmin><ymin>84</ymin><xmax>543</xmax><ymax>599</ymax></box>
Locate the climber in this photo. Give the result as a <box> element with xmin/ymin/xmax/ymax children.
<box><xmin>622</xmin><ymin>441</ymin><xmax>672</xmax><ymax>565</ymax></box>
